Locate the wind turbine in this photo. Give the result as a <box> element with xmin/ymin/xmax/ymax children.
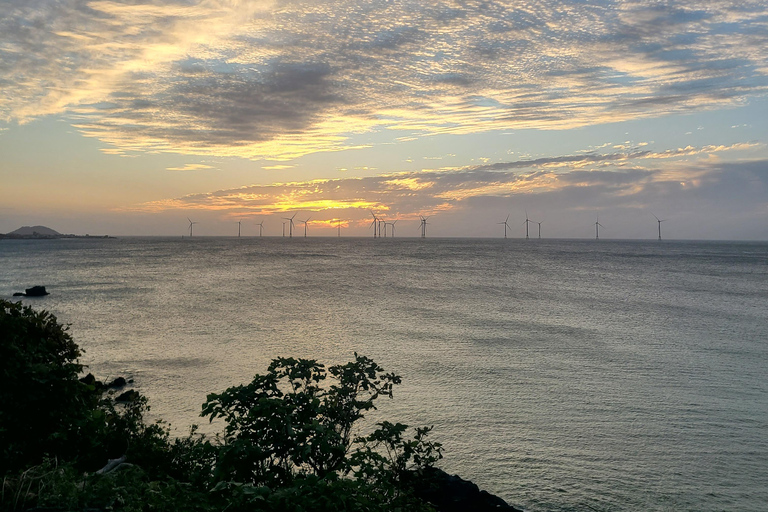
<box><xmin>370</xmin><ymin>211</ymin><xmax>379</xmax><ymax>238</ymax></box>
<box><xmin>387</xmin><ymin>220</ymin><xmax>398</xmax><ymax>237</ymax></box>
<box><xmin>337</xmin><ymin>219</ymin><xmax>342</xmax><ymax>237</ymax></box>
<box><xmin>237</xmin><ymin>220</ymin><xmax>242</xmax><ymax>238</ymax></box>
<box><xmin>282</xmin><ymin>222</ymin><xmax>286</xmax><ymax>237</ymax></box>
<box><xmin>419</xmin><ymin>215</ymin><xmax>429</xmax><ymax>238</ymax></box>
<box><xmin>536</xmin><ymin>221</ymin><xmax>542</xmax><ymax>239</ymax></box>
<box><xmin>652</xmin><ymin>214</ymin><xmax>666</xmax><ymax>240</ymax></box>
<box><xmin>498</xmin><ymin>215</ymin><xmax>510</xmax><ymax>238</ymax></box>
<box><xmin>282</xmin><ymin>213</ymin><xmax>297</xmax><ymax>238</ymax></box>
<box><xmin>299</xmin><ymin>217</ymin><xmax>311</xmax><ymax>237</ymax></box>
<box><xmin>523</xmin><ymin>211</ymin><xmax>532</xmax><ymax>240</ymax></box>
<box><xmin>187</xmin><ymin>217</ymin><xmax>198</xmax><ymax>237</ymax></box>
<box><xmin>256</xmin><ymin>221</ymin><xmax>264</xmax><ymax>237</ymax></box>
<box><xmin>372</xmin><ymin>211</ymin><xmax>388</xmax><ymax>238</ymax></box>
<box><xmin>595</xmin><ymin>216</ymin><xmax>604</xmax><ymax>240</ymax></box>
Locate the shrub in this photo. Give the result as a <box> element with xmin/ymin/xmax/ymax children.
<box><xmin>1</xmin><ymin>300</ymin><xmax>444</xmax><ymax>511</ymax></box>
<box><xmin>202</xmin><ymin>354</ymin><xmax>442</xmax><ymax>509</ymax></box>
<box><xmin>0</xmin><ymin>299</ymin><xmax>170</xmax><ymax>476</ymax></box>
<box><xmin>0</xmin><ymin>299</ymin><xmax>99</xmax><ymax>474</ymax></box>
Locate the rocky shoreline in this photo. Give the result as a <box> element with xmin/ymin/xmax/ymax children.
<box><xmin>412</xmin><ymin>467</ymin><xmax>523</xmax><ymax>512</ymax></box>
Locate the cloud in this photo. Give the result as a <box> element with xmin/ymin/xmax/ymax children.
<box><xmin>2</xmin><ymin>0</ymin><xmax>767</xmax><ymax>160</ymax></box>
<box><xmin>122</xmin><ymin>143</ymin><xmax>760</xmax><ymax>225</ymax></box>
<box><xmin>166</xmin><ymin>163</ymin><xmax>215</xmax><ymax>171</ymax></box>
<box><xmin>449</xmin><ymin>142</ymin><xmax>760</xmax><ymax>172</ymax></box>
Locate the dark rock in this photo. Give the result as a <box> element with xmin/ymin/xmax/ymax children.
<box><xmin>115</xmin><ymin>389</ymin><xmax>140</xmax><ymax>403</ymax></box>
<box><xmin>412</xmin><ymin>467</ymin><xmax>523</xmax><ymax>512</ymax></box>
<box><xmin>79</xmin><ymin>373</ymin><xmax>105</xmax><ymax>391</ymax></box>
<box><xmin>24</xmin><ymin>286</ymin><xmax>49</xmax><ymax>296</ymax></box>
<box><xmin>12</xmin><ymin>292</ymin><xmax>24</xmax><ymax>296</ymax></box>
<box><xmin>79</xmin><ymin>373</ymin><xmax>97</xmax><ymax>386</ymax></box>
<box><xmin>107</xmin><ymin>377</ymin><xmax>127</xmax><ymax>388</ymax></box>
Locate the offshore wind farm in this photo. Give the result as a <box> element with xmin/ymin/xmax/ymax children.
<box><xmin>195</xmin><ymin>212</ymin><xmax>672</xmax><ymax>241</ymax></box>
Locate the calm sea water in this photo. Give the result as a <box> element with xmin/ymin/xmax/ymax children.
<box><xmin>2</xmin><ymin>237</ymin><xmax>767</xmax><ymax>511</ymax></box>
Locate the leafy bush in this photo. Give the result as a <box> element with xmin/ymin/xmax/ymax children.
<box><xmin>0</xmin><ymin>299</ymin><xmax>171</xmax><ymax>475</ymax></box>
<box><xmin>0</xmin><ymin>300</ymin><xmax>444</xmax><ymax>511</ymax></box>
<box><xmin>0</xmin><ymin>299</ymin><xmax>100</xmax><ymax>473</ymax></box>
<box><xmin>202</xmin><ymin>355</ymin><xmax>442</xmax><ymax>508</ymax></box>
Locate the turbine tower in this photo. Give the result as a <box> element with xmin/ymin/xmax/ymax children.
<box><xmin>387</xmin><ymin>220</ymin><xmax>398</xmax><ymax>237</ymax></box>
<box><xmin>187</xmin><ymin>217</ymin><xmax>198</xmax><ymax>237</ymax></box>
<box><xmin>370</xmin><ymin>210</ymin><xmax>379</xmax><ymax>238</ymax></box>
<box><xmin>537</xmin><ymin>221</ymin><xmax>542</xmax><ymax>239</ymax></box>
<box><xmin>256</xmin><ymin>221</ymin><xmax>264</xmax><ymax>237</ymax></box>
<box><xmin>237</xmin><ymin>220</ymin><xmax>242</xmax><ymax>238</ymax></box>
<box><xmin>299</xmin><ymin>217</ymin><xmax>311</xmax><ymax>238</ymax></box>
<box><xmin>282</xmin><ymin>213</ymin><xmax>297</xmax><ymax>238</ymax></box>
<box><xmin>419</xmin><ymin>215</ymin><xmax>429</xmax><ymax>238</ymax></box>
<box><xmin>337</xmin><ymin>219</ymin><xmax>342</xmax><ymax>237</ymax></box>
<box><xmin>498</xmin><ymin>215</ymin><xmax>511</xmax><ymax>238</ymax></box>
<box><xmin>523</xmin><ymin>211</ymin><xmax>532</xmax><ymax>240</ymax></box>
<box><xmin>595</xmin><ymin>216</ymin><xmax>604</xmax><ymax>240</ymax></box>
<box><xmin>653</xmin><ymin>214</ymin><xmax>666</xmax><ymax>240</ymax></box>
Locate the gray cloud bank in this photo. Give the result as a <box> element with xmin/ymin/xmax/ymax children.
<box><xmin>126</xmin><ymin>144</ymin><xmax>767</xmax><ymax>239</ymax></box>
<box><xmin>2</xmin><ymin>0</ymin><xmax>768</xmax><ymax>159</ymax></box>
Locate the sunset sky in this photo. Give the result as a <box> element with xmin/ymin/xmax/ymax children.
<box><xmin>2</xmin><ymin>0</ymin><xmax>767</xmax><ymax>239</ymax></box>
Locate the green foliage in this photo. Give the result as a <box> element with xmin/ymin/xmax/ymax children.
<box><xmin>215</xmin><ymin>474</ymin><xmax>432</xmax><ymax>512</ymax></box>
<box><xmin>202</xmin><ymin>354</ymin><xmax>442</xmax><ymax>509</ymax></box>
<box><xmin>0</xmin><ymin>299</ymin><xmax>96</xmax><ymax>473</ymax></box>
<box><xmin>1</xmin><ymin>299</ymin><xmax>445</xmax><ymax>511</ymax></box>
<box><xmin>201</xmin><ymin>355</ymin><xmax>406</xmax><ymax>484</ymax></box>
<box><xmin>2</xmin><ymin>460</ymin><xmax>214</xmax><ymax>512</ymax></box>
<box><xmin>352</xmin><ymin>422</ymin><xmax>443</xmax><ymax>488</ymax></box>
<box><xmin>0</xmin><ymin>299</ymin><xmax>172</xmax><ymax>476</ymax></box>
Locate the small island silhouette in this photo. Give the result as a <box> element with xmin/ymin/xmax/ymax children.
<box><xmin>0</xmin><ymin>225</ymin><xmax>112</xmax><ymax>239</ymax></box>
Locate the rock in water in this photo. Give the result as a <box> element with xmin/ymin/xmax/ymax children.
<box><xmin>115</xmin><ymin>389</ymin><xmax>140</xmax><ymax>403</ymax></box>
<box><xmin>24</xmin><ymin>286</ymin><xmax>49</xmax><ymax>296</ymax></box>
<box><xmin>107</xmin><ymin>377</ymin><xmax>127</xmax><ymax>388</ymax></box>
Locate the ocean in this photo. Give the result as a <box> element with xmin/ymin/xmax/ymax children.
<box><xmin>2</xmin><ymin>236</ymin><xmax>767</xmax><ymax>511</ymax></box>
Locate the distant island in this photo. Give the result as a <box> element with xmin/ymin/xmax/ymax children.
<box><xmin>0</xmin><ymin>225</ymin><xmax>113</xmax><ymax>239</ymax></box>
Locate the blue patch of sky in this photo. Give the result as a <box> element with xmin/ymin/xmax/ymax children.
<box><xmin>0</xmin><ymin>117</ymin><xmax>106</xmax><ymax>167</ymax></box>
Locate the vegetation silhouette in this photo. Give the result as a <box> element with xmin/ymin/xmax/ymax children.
<box><xmin>0</xmin><ymin>299</ymin><xmax>450</xmax><ymax>512</ymax></box>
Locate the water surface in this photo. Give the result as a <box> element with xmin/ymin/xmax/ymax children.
<box><xmin>2</xmin><ymin>237</ymin><xmax>767</xmax><ymax>511</ymax></box>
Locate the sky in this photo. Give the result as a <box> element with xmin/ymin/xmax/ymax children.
<box><xmin>1</xmin><ymin>0</ymin><xmax>767</xmax><ymax>239</ymax></box>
